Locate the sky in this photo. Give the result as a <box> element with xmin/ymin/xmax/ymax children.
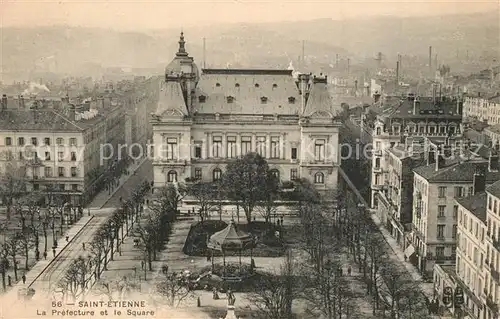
<box><xmin>1</xmin><ymin>0</ymin><xmax>498</xmax><ymax>31</ymax></box>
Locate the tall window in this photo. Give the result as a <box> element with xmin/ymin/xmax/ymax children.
<box><xmin>438</xmin><ymin>205</ymin><xmax>446</xmax><ymax>218</ymax></box>
<box><xmin>314</xmin><ymin>139</ymin><xmax>325</xmax><ymax>161</ymax></box>
<box><xmin>44</xmin><ymin>137</ymin><xmax>51</xmax><ymax>145</ymax></box>
<box><xmin>290</xmin><ymin>168</ymin><xmax>298</xmax><ymax>180</ymax></box>
<box><xmin>71</xmin><ymin>152</ymin><xmax>77</xmax><ymax>161</ymax></box>
<box><xmin>69</xmin><ymin>138</ymin><xmax>77</xmax><ymax>146</ymax></box>
<box><xmin>314</xmin><ymin>172</ymin><xmax>324</xmax><ymax>184</ymax></box>
<box><xmin>166</xmin><ymin>137</ymin><xmax>177</xmax><ymax>160</ymax></box>
<box><xmin>194</xmin><ymin>145</ymin><xmax>202</xmax><ymax>158</ymax></box>
<box><xmin>58</xmin><ymin>152</ymin><xmax>64</xmax><ymax>162</ymax></box>
<box><xmin>58</xmin><ymin>167</ymin><xmax>65</xmax><ymax>177</ymax></box>
<box><xmin>437</xmin><ymin>225</ymin><xmax>445</xmax><ymax>238</ymax></box>
<box><xmin>257</xmin><ymin>136</ymin><xmax>266</xmax><ymax>157</ymax></box>
<box><xmin>167</xmin><ymin>170</ymin><xmax>177</xmax><ymax>182</ymax></box>
<box><xmin>213</xmin><ymin>168</ymin><xmax>222</xmax><ymax>181</ymax></box>
<box><xmin>291</xmin><ymin>147</ymin><xmax>297</xmax><ymax>160</ymax></box>
<box><xmin>44</xmin><ymin>167</ymin><xmax>52</xmax><ymax>177</ymax></box>
<box><xmin>212</xmin><ymin>136</ymin><xmax>222</xmax><ymax>158</ymax></box>
<box><xmin>227</xmin><ymin>136</ymin><xmax>237</xmax><ymax>158</ymax></box>
<box><xmin>18</xmin><ymin>137</ymin><xmax>25</xmax><ymax>146</ymax></box>
<box><xmin>438</xmin><ymin>186</ymin><xmax>446</xmax><ymax>198</ymax></box>
<box><xmin>194</xmin><ymin>168</ymin><xmax>202</xmax><ymax>180</ymax></box>
<box><xmin>375</xmin><ymin>158</ymin><xmax>381</xmax><ymax>169</ymax></box>
<box><xmin>452</xmin><ymin>225</ymin><xmax>457</xmax><ymax>239</ymax></box>
<box><xmin>436</xmin><ymin>247</ymin><xmax>445</xmax><ymax>257</ymax></box>
<box><xmin>31</xmin><ymin>137</ymin><xmax>38</xmax><ymax>146</ymax></box>
<box><xmin>56</xmin><ymin>138</ymin><xmax>64</xmax><ymax>145</ymax></box>
<box><xmin>45</xmin><ymin>152</ymin><xmax>51</xmax><ymax>161</ymax></box>
<box><xmin>453</xmin><ymin>205</ymin><xmax>458</xmax><ymax>219</ymax></box>
<box><xmin>270</xmin><ymin>136</ymin><xmax>280</xmax><ymax>158</ymax></box>
<box><xmin>454</xmin><ymin>186</ymin><xmax>464</xmax><ymax>198</ymax></box>
<box><xmin>71</xmin><ymin>167</ymin><xmax>77</xmax><ymax>177</ymax></box>
<box><xmin>241</xmin><ymin>136</ymin><xmax>251</xmax><ymax>155</ymax></box>
<box><xmin>5</xmin><ymin>137</ymin><xmax>12</xmax><ymax>146</ymax></box>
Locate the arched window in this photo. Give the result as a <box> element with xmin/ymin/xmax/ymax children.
<box><xmin>167</xmin><ymin>170</ymin><xmax>177</xmax><ymax>183</ymax></box>
<box><xmin>213</xmin><ymin>168</ymin><xmax>222</xmax><ymax>181</ymax></box>
<box><xmin>376</xmin><ymin>127</ymin><xmax>381</xmax><ymax>135</ymax></box>
<box><xmin>314</xmin><ymin>172</ymin><xmax>324</xmax><ymax>184</ymax></box>
<box><xmin>269</xmin><ymin>169</ymin><xmax>280</xmax><ymax>180</ymax></box>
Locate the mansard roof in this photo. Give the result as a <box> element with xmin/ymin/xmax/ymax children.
<box><xmin>154</xmin><ymin>80</ymin><xmax>188</xmax><ymax>117</ymax></box>
<box><xmin>192</xmin><ymin>69</ymin><xmax>301</xmax><ymax>115</ymax></box>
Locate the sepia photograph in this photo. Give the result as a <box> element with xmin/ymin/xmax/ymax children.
<box><xmin>0</xmin><ymin>0</ymin><xmax>499</xmax><ymax>318</ymax></box>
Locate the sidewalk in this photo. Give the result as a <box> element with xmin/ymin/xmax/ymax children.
<box><xmin>86</xmin><ymin>157</ymin><xmax>148</xmax><ymax>209</ymax></box>
<box><xmin>0</xmin><ymin>215</ymin><xmax>94</xmax><ymax>312</ymax></box>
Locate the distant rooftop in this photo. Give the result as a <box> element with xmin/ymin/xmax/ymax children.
<box><xmin>487</xmin><ymin>180</ymin><xmax>500</xmax><ymax>199</ymax></box>
<box><xmin>380</xmin><ymin>96</ymin><xmax>462</xmax><ymax>120</ymax></box>
<box><xmin>456</xmin><ymin>192</ymin><xmax>487</xmax><ymax>223</ymax></box>
<box><xmin>414</xmin><ymin>159</ymin><xmax>500</xmax><ymax>183</ymax></box>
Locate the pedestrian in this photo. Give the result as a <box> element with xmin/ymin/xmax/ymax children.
<box><xmin>141</xmin><ymin>260</ymin><xmax>145</xmax><ymax>270</ymax></box>
<box><xmin>22</xmin><ymin>274</ymin><xmax>26</xmax><ymax>284</ymax></box>
<box><xmin>52</xmin><ymin>248</ymin><xmax>56</xmax><ymax>257</ymax></box>
<box><xmin>82</xmin><ymin>243</ymin><xmax>86</xmax><ymax>250</ymax></box>
<box><xmin>119</xmin><ymin>196</ymin><xmax>122</xmax><ymax>203</ymax></box>
<box><xmin>65</xmin><ymin>236</ymin><xmax>69</xmax><ymax>242</ymax></box>
<box><xmin>35</xmin><ymin>250</ymin><xmax>40</xmax><ymax>261</ymax></box>
<box><xmin>43</xmin><ymin>251</ymin><xmax>47</xmax><ymax>260</ymax></box>
<box><xmin>146</xmin><ymin>199</ymin><xmax>149</xmax><ymax>206</ymax></box>
<box><xmin>347</xmin><ymin>266</ymin><xmax>352</xmax><ymax>276</ymax></box>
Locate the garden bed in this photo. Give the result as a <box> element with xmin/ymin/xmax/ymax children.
<box><xmin>183</xmin><ymin>220</ymin><xmax>286</xmax><ymax>257</ymax></box>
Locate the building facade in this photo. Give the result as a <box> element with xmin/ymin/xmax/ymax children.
<box><xmin>463</xmin><ymin>95</ymin><xmax>500</xmax><ymax>125</ymax></box>
<box><xmin>0</xmin><ymin>94</ymin><xmax>125</xmax><ymax>206</ymax></box>
<box><xmin>371</xmin><ymin>92</ymin><xmax>463</xmax><ymax>208</ymax></box>
<box><xmin>151</xmin><ymin>33</ymin><xmax>341</xmax><ymax>194</ymax></box>
<box><xmin>411</xmin><ymin>152</ymin><xmax>500</xmax><ymax>277</ymax></box>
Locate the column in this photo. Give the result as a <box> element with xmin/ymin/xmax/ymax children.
<box><xmin>177</xmin><ymin>133</ymin><xmax>181</xmax><ymax>161</ymax></box>
<box><xmin>236</xmin><ymin>134</ymin><xmax>241</xmax><ymax>157</ymax></box>
<box><xmin>251</xmin><ymin>133</ymin><xmax>256</xmax><ymax>152</ymax></box>
<box><xmin>266</xmin><ymin>133</ymin><xmax>271</xmax><ymax>159</ymax></box>
<box><xmin>222</xmin><ymin>132</ymin><xmax>227</xmax><ymax>159</ymax></box>
<box><xmin>201</xmin><ymin>133</ymin><xmax>207</xmax><ymax>159</ymax></box>
<box><xmin>325</xmin><ymin>136</ymin><xmax>329</xmax><ymax>164</ymax></box>
<box><xmin>207</xmin><ymin>132</ymin><xmax>212</xmax><ymax>158</ymax></box>
<box><xmin>281</xmin><ymin>133</ymin><xmax>286</xmax><ymax>159</ymax></box>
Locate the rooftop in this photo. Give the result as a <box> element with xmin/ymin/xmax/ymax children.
<box><xmin>456</xmin><ymin>192</ymin><xmax>487</xmax><ymax>223</ymax></box>
<box><xmin>414</xmin><ymin>159</ymin><xmax>500</xmax><ymax>183</ymax></box>
<box><xmin>379</xmin><ymin>96</ymin><xmax>462</xmax><ymax>120</ymax></box>
<box><xmin>487</xmin><ymin>179</ymin><xmax>500</xmax><ymax>199</ymax></box>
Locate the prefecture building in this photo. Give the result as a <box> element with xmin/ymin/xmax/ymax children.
<box><xmin>151</xmin><ymin>33</ymin><xmax>341</xmax><ymax>193</ymax></box>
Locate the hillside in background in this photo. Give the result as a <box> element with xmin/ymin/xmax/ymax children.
<box><xmin>0</xmin><ymin>11</ymin><xmax>498</xmax><ymax>82</ymax></box>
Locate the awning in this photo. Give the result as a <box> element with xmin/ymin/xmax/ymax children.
<box><xmin>404</xmin><ymin>244</ymin><xmax>415</xmax><ymax>258</ymax></box>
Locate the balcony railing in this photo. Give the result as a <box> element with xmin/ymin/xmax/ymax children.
<box><xmin>486</xmin><ymin>295</ymin><xmax>498</xmax><ymax>313</ymax></box>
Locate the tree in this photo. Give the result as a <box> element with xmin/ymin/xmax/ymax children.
<box><xmin>58</xmin><ymin>256</ymin><xmax>93</xmax><ymax>302</ymax></box>
<box><xmin>0</xmin><ymin>244</ymin><xmax>9</xmax><ymax>291</ymax></box>
<box><xmin>133</xmin><ymin>213</ymin><xmax>161</xmax><ymax>274</ymax></box>
<box><xmin>152</xmin><ymin>184</ymin><xmax>186</xmax><ymax>219</ymax></box>
<box><xmin>256</xmin><ymin>171</ymin><xmax>281</xmax><ymax>223</ymax></box>
<box><xmin>39</xmin><ymin>208</ymin><xmax>52</xmax><ymax>253</ymax></box>
<box><xmin>5</xmin><ymin>233</ymin><xmax>22</xmax><ymax>280</ymax></box>
<box><xmin>96</xmin><ymin>276</ymin><xmax>139</xmax><ymax>301</ymax></box>
<box><xmin>187</xmin><ymin>181</ymin><xmax>216</xmax><ymax>222</ymax></box>
<box><xmin>0</xmin><ymin>153</ymin><xmax>27</xmax><ymax>220</ymax></box>
<box><xmin>89</xmin><ymin>232</ymin><xmax>106</xmax><ymax>279</ymax></box>
<box><xmin>246</xmin><ymin>252</ymin><xmax>296</xmax><ymax>319</ymax></box>
<box><xmin>365</xmin><ymin>231</ymin><xmax>387</xmax><ymax>311</ymax></box>
<box><xmin>154</xmin><ymin>272</ymin><xmax>195</xmax><ymax>308</ymax></box>
<box><xmin>223</xmin><ymin>152</ymin><xmax>270</xmax><ymax>223</ymax></box>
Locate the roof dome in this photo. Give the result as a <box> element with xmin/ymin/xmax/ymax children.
<box><xmin>164</xmin><ymin>32</ymin><xmax>199</xmax><ymax>82</ymax></box>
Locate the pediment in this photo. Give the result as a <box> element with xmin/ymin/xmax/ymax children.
<box><xmin>309</xmin><ymin>110</ymin><xmax>333</xmax><ymax>118</ymax></box>
<box><xmin>162</xmin><ymin>108</ymin><xmax>185</xmax><ymax>117</ymax></box>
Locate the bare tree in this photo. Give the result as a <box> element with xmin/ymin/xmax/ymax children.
<box><xmin>152</xmin><ymin>184</ymin><xmax>186</xmax><ymax>219</ymax></box>
<box><xmin>255</xmin><ymin>171</ymin><xmax>280</xmax><ymax>223</ymax></box>
<box><xmin>365</xmin><ymin>231</ymin><xmax>387</xmax><ymax>311</ymax></box>
<box><xmin>0</xmin><ymin>244</ymin><xmax>9</xmax><ymax>291</ymax></box>
<box><xmin>187</xmin><ymin>181</ymin><xmax>215</xmax><ymax>222</ymax></box>
<box><xmin>5</xmin><ymin>233</ymin><xmax>22</xmax><ymax>280</ymax></box>
<box><xmin>96</xmin><ymin>276</ymin><xmax>139</xmax><ymax>302</ymax></box>
<box><xmin>57</xmin><ymin>256</ymin><xmax>93</xmax><ymax>302</ymax></box>
<box><xmin>18</xmin><ymin>231</ymin><xmax>34</xmax><ymax>270</ymax></box>
<box><xmin>89</xmin><ymin>232</ymin><xmax>106</xmax><ymax>279</ymax></box>
<box><xmin>246</xmin><ymin>251</ymin><xmax>296</xmax><ymax>319</ymax></box>
<box><xmin>380</xmin><ymin>263</ymin><xmax>415</xmax><ymax>319</ymax></box>
<box><xmin>0</xmin><ymin>152</ymin><xmax>27</xmax><ymax>220</ymax></box>
<box><xmin>154</xmin><ymin>272</ymin><xmax>195</xmax><ymax>308</ymax></box>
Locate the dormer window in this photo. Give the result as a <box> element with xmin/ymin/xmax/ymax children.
<box><xmin>215</xmin><ymin>83</ymin><xmax>221</xmax><ymax>87</ymax></box>
<box><xmin>272</xmin><ymin>83</ymin><xmax>278</xmax><ymax>89</ymax></box>
<box><xmin>255</xmin><ymin>83</ymin><xmax>260</xmax><ymax>88</ymax></box>
<box><xmin>226</xmin><ymin>96</ymin><xmax>234</xmax><ymax>103</ymax></box>
<box><xmin>261</xmin><ymin>96</ymin><xmax>268</xmax><ymax>104</ymax></box>
<box><xmin>288</xmin><ymin>96</ymin><xmax>296</xmax><ymax>104</ymax></box>
<box><xmin>198</xmin><ymin>95</ymin><xmax>206</xmax><ymax>103</ymax></box>
<box><xmin>235</xmin><ymin>83</ymin><xmax>240</xmax><ymax>88</ymax></box>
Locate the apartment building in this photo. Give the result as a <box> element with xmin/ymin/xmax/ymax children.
<box><xmin>411</xmin><ymin>149</ymin><xmax>500</xmax><ymax>277</ymax></box>
<box><xmin>371</xmin><ymin>92</ymin><xmax>463</xmax><ymax>208</ymax></box>
<box><xmin>0</xmin><ymin>94</ymin><xmax>125</xmax><ymax>206</ymax></box>
<box><xmin>463</xmin><ymin>94</ymin><xmax>500</xmax><ymax>125</ymax></box>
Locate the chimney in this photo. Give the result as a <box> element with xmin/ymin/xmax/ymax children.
<box><xmin>413</xmin><ymin>98</ymin><xmax>418</xmax><ymax>114</ymax></box>
<box><xmin>1</xmin><ymin>94</ymin><xmax>7</xmax><ymax>110</ymax></box>
<box><xmin>429</xmin><ymin>46</ymin><xmax>432</xmax><ymax>71</ymax></box>
<box><xmin>426</xmin><ymin>145</ymin><xmax>436</xmax><ymax>165</ymax></box>
<box><xmin>19</xmin><ymin>95</ymin><xmax>25</xmax><ymax>108</ymax></box>
<box><xmin>436</xmin><ymin>145</ymin><xmax>446</xmax><ymax>171</ymax></box>
<box><xmin>473</xmin><ymin>168</ymin><xmax>486</xmax><ymax>194</ymax></box>
<box><xmin>443</xmin><ymin>144</ymin><xmax>452</xmax><ymax>158</ymax></box>
<box><xmin>373</xmin><ymin>92</ymin><xmax>381</xmax><ymax>103</ymax></box>
<box><xmin>489</xmin><ymin>151</ymin><xmax>499</xmax><ymax>172</ymax></box>
<box><xmin>68</xmin><ymin>105</ymin><xmax>76</xmax><ymax>121</ymax></box>
<box><xmin>396</xmin><ymin>61</ymin><xmax>400</xmax><ymax>86</ymax></box>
